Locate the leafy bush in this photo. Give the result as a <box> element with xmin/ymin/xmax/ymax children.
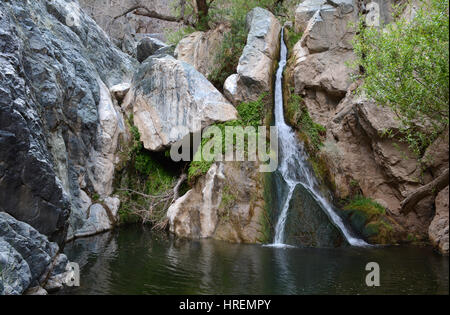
<box><xmin>353</xmin><ymin>0</ymin><xmax>449</xmax><ymax>156</ymax></box>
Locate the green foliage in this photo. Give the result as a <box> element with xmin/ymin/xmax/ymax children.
<box><xmin>284</xmin><ymin>27</ymin><xmax>303</xmax><ymax>52</ymax></box>
<box><xmin>344</xmin><ymin>195</ymin><xmax>386</xmax><ymax>216</ymax></box>
<box><xmin>115</xmin><ymin>116</ymin><xmax>178</xmax><ymax>225</ymax></box>
<box><xmin>285</xmin><ymin>91</ymin><xmax>326</xmax><ymax>153</ymax></box>
<box><xmin>342</xmin><ymin>195</ymin><xmax>399</xmax><ymax>244</ymax></box>
<box><xmin>188</xmin><ymin>94</ymin><xmax>266</xmax><ymax>182</ymax></box>
<box><xmin>352</xmin><ymin>0</ymin><xmax>449</xmax><ymax>156</ymax></box>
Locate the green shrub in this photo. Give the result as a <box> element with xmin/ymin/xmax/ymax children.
<box><xmin>188</xmin><ymin>94</ymin><xmax>266</xmax><ymax>182</ymax></box>
<box><xmin>352</xmin><ymin>0</ymin><xmax>449</xmax><ymax>156</ymax></box>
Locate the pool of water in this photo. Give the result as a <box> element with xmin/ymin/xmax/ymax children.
<box><xmin>62</xmin><ymin>226</ymin><xmax>449</xmax><ymax>295</ymax></box>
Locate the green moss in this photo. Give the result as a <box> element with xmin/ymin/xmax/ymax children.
<box><xmin>114</xmin><ymin>116</ymin><xmax>179</xmax><ymax>225</ymax></box>
<box><xmin>341</xmin><ymin>196</ymin><xmax>398</xmax><ymax>244</ymax></box>
<box><xmin>284</xmin><ymin>27</ymin><xmax>303</xmax><ymax>53</ymax></box>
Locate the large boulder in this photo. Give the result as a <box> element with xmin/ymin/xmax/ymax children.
<box><xmin>0</xmin><ymin>212</ymin><xmax>65</xmax><ymax>295</ymax></box>
<box><xmin>224</xmin><ymin>7</ymin><xmax>281</xmax><ymax>105</ymax></box>
<box><xmin>125</xmin><ymin>55</ymin><xmax>237</xmax><ymax>151</ymax></box>
<box><xmin>429</xmin><ymin>186</ymin><xmax>449</xmax><ymax>255</ymax></box>
<box><xmin>0</xmin><ymin>0</ymin><xmax>135</xmax><ymax>244</ymax></box>
<box><xmin>167</xmin><ymin>162</ymin><xmax>269</xmax><ymax>243</ymax></box>
<box><xmin>175</xmin><ymin>25</ymin><xmax>228</xmax><ymax>78</ymax></box>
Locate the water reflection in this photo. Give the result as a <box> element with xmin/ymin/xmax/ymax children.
<box><xmin>62</xmin><ymin>226</ymin><xmax>449</xmax><ymax>295</ymax></box>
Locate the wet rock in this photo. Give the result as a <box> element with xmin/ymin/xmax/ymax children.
<box><xmin>285</xmin><ymin>184</ymin><xmax>344</xmax><ymax>247</ymax></box>
<box><xmin>125</xmin><ymin>55</ymin><xmax>237</xmax><ymax>151</ymax></box>
<box><xmin>225</xmin><ymin>7</ymin><xmax>281</xmax><ymax>105</ymax></box>
<box><xmin>429</xmin><ymin>186</ymin><xmax>449</xmax><ymax>255</ymax></box>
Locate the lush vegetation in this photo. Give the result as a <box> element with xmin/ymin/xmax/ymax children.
<box><xmin>188</xmin><ymin>94</ymin><xmax>266</xmax><ymax>182</ymax></box>
<box><xmin>353</xmin><ymin>0</ymin><xmax>449</xmax><ymax>156</ymax></box>
<box><xmin>115</xmin><ymin>116</ymin><xmax>183</xmax><ymax>226</ymax></box>
<box><xmin>285</xmin><ymin>89</ymin><xmax>326</xmax><ymax>153</ymax></box>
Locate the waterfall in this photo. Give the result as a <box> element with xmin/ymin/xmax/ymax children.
<box><xmin>271</xmin><ymin>28</ymin><xmax>368</xmax><ymax>247</ymax></box>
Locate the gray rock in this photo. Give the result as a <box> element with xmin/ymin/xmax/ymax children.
<box><xmin>0</xmin><ymin>238</ymin><xmax>32</xmax><ymax>295</ymax></box>
<box><xmin>0</xmin><ymin>0</ymin><xmax>135</xmax><ymax>244</ymax></box>
<box><xmin>124</xmin><ymin>55</ymin><xmax>237</xmax><ymax>151</ymax></box>
<box><xmin>0</xmin><ymin>212</ymin><xmax>61</xmax><ymax>295</ymax></box>
<box><xmin>226</xmin><ymin>7</ymin><xmax>281</xmax><ymax>105</ymax></box>
<box><xmin>137</xmin><ymin>36</ymin><xmax>168</xmax><ymax>62</ymax></box>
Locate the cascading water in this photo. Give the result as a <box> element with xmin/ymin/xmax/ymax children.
<box><xmin>271</xmin><ymin>28</ymin><xmax>368</xmax><ymax>247</ymax></box>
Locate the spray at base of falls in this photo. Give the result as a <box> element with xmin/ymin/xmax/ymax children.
<box><xmin>270</xmin><ymin>28</ymin><xmax>368</xmax><ymax>248</ymax></box>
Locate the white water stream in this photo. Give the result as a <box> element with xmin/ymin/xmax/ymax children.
<box><xmin>271</xmin><ymin>29</ymin><xmax>368</xmax><ymax>247</ymax></box>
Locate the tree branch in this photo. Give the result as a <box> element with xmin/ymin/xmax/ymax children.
<box><xmin>401</xmin><ymin>168</ymin><xmax>449</xmax><ymax>214</ymax></box>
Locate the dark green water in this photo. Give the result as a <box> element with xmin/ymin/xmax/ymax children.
<box><xmin>62</xmin><ymin>226</ymin><xmax>449</xmax><ymax>295</ymax></box>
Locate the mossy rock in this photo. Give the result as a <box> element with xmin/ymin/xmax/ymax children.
<box><xmin>341</xmin><ymin>196</ymin><xmax>399</xmax><ymax>245</ymax></box>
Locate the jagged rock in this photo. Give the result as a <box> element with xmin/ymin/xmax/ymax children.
<box><xmin>110</xmin><ymin>83</ymin><xmax>131</xmax><ymax>103</ymax></box>
<box><xmin>429</xmin><ymin>186</ymin><xmax>449</xmax><ymax>255</ymax></box>
<box><xmin>295</xmin><ymin>0</ymin><xmax>356</xmax><ymax>50</ymax></box>
<box><xmin>79</xmin><ymin>0</ymin><xmax>180</xmax><ymax>51</ymax></box>
<box><xmin>0</xmin><ymin>238</ymin><xmax>31</xmax><ymax>295</ymax></box>
<box><xmin>225</xmin><ymin>7</ymin><xmax>281</xmax><ymax>105</ymax></box>
<box><xmin>317</xmin><ymin>88</ymin><xmax>433</xmax><ymax>240</ymax></box>
<box><xmin>0</xmin><ymin>212</ymin><xmax>62</xmax><ymax>295</ymax></box>
<box><xmin>167</xmin><ymin>162</ymin><xmax>268</xmax><ymax>243</ymax></box>
<box><xmin>137</xmin><ymin>36</ymin><xmax>168</xmax><ymax>62</ymax></box>
<box><xmin>422</xmin><ymin>129</ymin><xmax>449</xmax><ymax>177</ymax></box>
<box><xmin>294</xmin><ymin>49</ymin><xmax>356</xmax><ymax>96</ymax></box>
<box><xmin>175</xmin><ymin>25</ymin><xmax>228</xmax><ymax>78</ymax></box>
<box><xmin>125</xmin><ymin>55</ymin><xmax>237</xmax><ymax>151</ymax></box>
<box><xmin>289</xmin><ymin>1</ymin><xmax>359</xmax><ymax>128</ymax></box>
<box><xmin>0</xmin><ymin>0</ymin><xmax>136</xmax><ymax>245</ymax></box>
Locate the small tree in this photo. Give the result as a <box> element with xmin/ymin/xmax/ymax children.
<box><xmin>353</xmin><ymin>0</ymin><xmax>449</xmax><ymax>156</ymax></box>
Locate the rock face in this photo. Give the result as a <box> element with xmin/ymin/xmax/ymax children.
<box><xmin>167</xmin><ymin>162</ymin><xmax>269</xmax><ymax>243</ymax></box>
<box><xmin>285</xmin><ymin>0</ymin><xmax>447</xmax><ymax>245</ymax></box>
<box><xmin>0</xmin><ymin>212</ymin><xmax>67</xmax><ymax>295</ymax></box>
<box><xmin>224</xmin><ymin>7</ymin><xmax>281</xmax><ymax>105</ymax></box>
<box><xmin>290</xmin><ymin>0</ymin><xmax>358</xmax><ymax>126</ymax></box>
<box><xmin>175</xmin><ymin>25</ymin><xmax>228</xmax><ymax>78</ymax></box>
<box><xmin>125</xmin><ymin>55</ymin><xmax>238</xmax><ymax>151</ymax></box>
<box><xmin>79</xmin><ymin>0</ymin><xmax>181</xmax><ymax>50</ymax></box>
<box><xmin>429</xmin><ymin>187</ymin><xmax>449</xmax><ymax>255</ymax></box>
<box><xmin>0</xmin><ymin>0</ymin><xmax>136</xmax><ymax>246</ymax></box>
